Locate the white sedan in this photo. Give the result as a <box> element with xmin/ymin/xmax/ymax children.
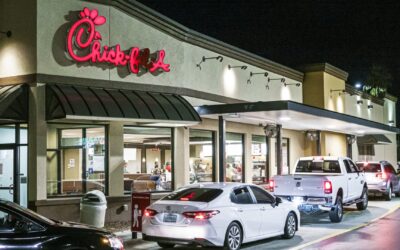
<box><xmin>142</xmin><ymin>182</ymin><xmax>300</xmax><ymax>250</ymax></box>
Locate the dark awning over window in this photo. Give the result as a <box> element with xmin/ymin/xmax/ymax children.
<box><xmin>0</xmin><ymin>84</ymin><xmax>28</xmax><ymax>122</ymax></box>
<box><xmin>357</xmin><ymin>134</ymin><xmax>392</xmax><ymax>145</ymax></box>
<box><xmin>46</xmin><ymin>84</ymin><xmax>201</xmax><ymax>124</ymax></box>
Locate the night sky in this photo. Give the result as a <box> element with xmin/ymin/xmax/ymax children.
<box><xmin>136</xmin><ymin>0</ymin><xmax>400</xmax><ymax>98</ymax></box>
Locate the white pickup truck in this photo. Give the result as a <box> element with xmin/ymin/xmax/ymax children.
<box><xmin>270</xmin><ymin>156</ymin><xmax>368</xmax><ymax>223</ymax></box>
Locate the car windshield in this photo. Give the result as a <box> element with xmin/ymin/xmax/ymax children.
<box><xmin>296</xmin><ymin>160</ymin><xmax>341</xmax><ymax>173</ymax></box>
<box><xmin>4</xmin><ymin>201</ymin><xmax>55</xmax><ymax>225</ymax></box>
<box><xmin>357</xmin><ymin>163</ymin><xmax>381</xmax><ymax>173</ymax></box>
<box><xmin>162</xmin><ymin>188</ymin><xmax>223</xmax><ymax>202</ymax></box>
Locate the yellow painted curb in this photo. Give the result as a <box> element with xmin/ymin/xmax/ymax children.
<box><xmin>291</xmin><ymin>203</ymin><xmax>400</xmax><ymax>250</ymax></box>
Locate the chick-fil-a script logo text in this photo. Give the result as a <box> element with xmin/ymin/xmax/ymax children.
<box><xmin>67</xmin><ymin>8</ymin><xmax>170</xmax><ymax>74</ymax></box>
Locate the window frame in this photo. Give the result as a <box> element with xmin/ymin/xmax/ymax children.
<box><xmin>0</xmin><ymin>207</ymin><xmax>46</xmax><ymax>234</ymax></box>
<box><xmin>226</xmin><ymin>132</ymin><xmax>245</xmax><ymax>183</ymax></box>
<box><xmin>249</xmin><ymin>186</ymin><xmax>275</xmax><ymax>204</ymax></box>
<box><xmin>46</xmin><ymin>123</ymin><xmax>108</xmax><ymax>198</ymax></box>
<box><xmin>189</xmin><ymin>129</ymin><xmax>216</xmax><ymax>183</ymax></box>
<box><xmin>230</xmin><ymin>186</ymin><xmax>255</xmax><ymax>204</ymax></box>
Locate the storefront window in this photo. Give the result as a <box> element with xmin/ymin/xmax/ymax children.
<box><xmin>47</xmin><ymin>124</ymin><xmax>106</xmax><ymax>196</ymax></box>
<box><xmin>252</xmin><ymin>135</ymin><xmax>267</xmax><ymax>184</ymax></box>
<box><xmin>226</xmin><ymin>132</ymin><xmax>244</xmax><ymax>182</ymax></box>
<box><xmin>123</xmin><ymin>126</ymin><xmax>172</xmax><ymax>193</ymax></box>
<box><xmin>189</xmin><ymin>129</ymin><xmax>215</xmax><ymax>184</ymax></box>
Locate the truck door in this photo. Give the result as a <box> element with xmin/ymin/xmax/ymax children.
<box><xmin>344</xmin><ymin>160</ymin><xmax>363</xmax><ymax>201</ymax></box>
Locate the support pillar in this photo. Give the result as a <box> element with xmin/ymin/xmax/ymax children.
<box><xmin>108</xmin><ymin>122</ymin><xmax>124</xmax><ymax>196</ymax></box>
<box><xmin>244</xmin><ymin>133</ymin><xmax>252</xmax><ymax>184</ymax></box>
<box><xmin>316</xmin><ymin>130</ymin><xmax>322</xmax><ymax>156</ymax></box>
<box><xmin>28</xmin><ymin>84</ymin><xmax>47</xmax><ymax>206</ymax></box>
<box><xmin>276</xmin><ymin>124</ymin><xmax>282</xmax><ymax>175</ymax></box>
<box><xmin>218</xmin><ymin>116</ymin><xmax>226</xmax><ymax>182</ymax></box>
<box><xmin>173</xmin><ymin>127</ymin><xmax>190</xmax><ymax>189</ymax></box>
<box><xmin>266</xmin><ymin>136</ymin><xmax>270</xmax><ymax>181</ymax></box>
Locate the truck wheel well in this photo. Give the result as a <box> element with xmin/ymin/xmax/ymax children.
<box><xmin>337</xmin><ymin>188</ymin><xmax>343</xmax><ymax>199</ymax></box>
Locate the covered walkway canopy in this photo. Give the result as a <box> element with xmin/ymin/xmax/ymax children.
<box><xmin>196</xmin><ymin>101</ymin><xmax>400</xmax><ymax>135</ymax></box>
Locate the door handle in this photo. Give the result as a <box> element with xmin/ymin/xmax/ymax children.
<box><xmin>348</xmin><ymin>177</ymin><xmax>352</xmax><ymax>180</ymax></box>
<box><xmin>260</xmin><ymin>207</ymin><xmax>266</xmax><ymax>211</ymax></box>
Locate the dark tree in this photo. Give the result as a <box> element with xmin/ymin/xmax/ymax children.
<box><xmin>363</xmin><ymin>64</ymin><xmax>393</xmax><ymax>98</ymax></box>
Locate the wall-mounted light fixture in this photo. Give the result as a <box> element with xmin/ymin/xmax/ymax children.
<box><xmin>357</xmin><ymin>100</ymin><xmax>363</xmax><ymax>104</ymax></box>
<box><xmin>367</xmin><ymin>104</ymin><xmax>373</xmax><ymax>109</ymax></box>
<box><xmin>0</xmin><ymin>30</ymin><xmax>12</xmax><ymax>38</ymax></box>
<box><xmin>388</xmin><ymin>120</ymin><xmax>395</xmax><ymax>126</ymax></box>
<box><xmin>196</xmin><ymin>55</ymin><xmax>223</xmax><ymax>70</ymax></box>
<box><xmin>283</xmin><ymin>82</ymin><xmax>301</xmax><ymax>87</ymax></box>
<box><xmin>228</xmin><ymin>65</ymin><xmax>247</xmax><ymax>70</ymax></box>
<box><xmin>268</xmin><ymin>77</ymin><xmax>285</xmax><ymax>83</ymax></box>
<box><xmin>330</xmin><ymin>89</ymin><xmax>346</xmax><ymax>98</ymax></box>
<box><xmin>346</xmin><ymin>135</ymin><xmax>356</xmax><ymax>144</ymax></box>
<box><xmin>261</xmin><ymin>123</ymin><xmax>277</xmax><ymax>138</ymax></box>
<box><xmin>305</xmin><ymin>130</ymin><xmax>318</xmax><ymax>141</ymax></box>
<box><xmin>247</xmin><ymin>71</ymin><xmax>268</xmax><ymax>86</ymax></box>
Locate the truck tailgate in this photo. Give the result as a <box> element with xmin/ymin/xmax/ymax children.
<box><xmin>274</xmin><ymin>175</ymin><xmax>327</xmax><ymax>197</ymax></box>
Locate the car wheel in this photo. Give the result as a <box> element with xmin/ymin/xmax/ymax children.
<box><xmin>356</xmin><ymin>187</ymin><xmax>368</xmax><ymax>210</ymax></box>
<box><xmin>282</xmin><ymin>212</ymin><xmax>297</xmax><ymax>239</ymax></box>
<box><xmin>385</xmin><ymin>186</ymin><xmax>392</xmax><ymax>201</ymax></box>
<box><xmin>329</xmin><ymin>195</ymin><xmax>343</xmax><ymax>223</ymax></box>
<box><xmin>224</xmin><ymin>222</ymin><xmax>242</xmax><ymax>250</ymax></box>
<box><xmin>157</xmin><ymin>242</ymin><xmax>175</xmax><ymax>248</ymax></box>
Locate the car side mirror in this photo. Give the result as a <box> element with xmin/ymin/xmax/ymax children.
<box><xmin>275</xmin><ymin>197</ymin><xmax>282</xmax><ymax>206</ymax></box>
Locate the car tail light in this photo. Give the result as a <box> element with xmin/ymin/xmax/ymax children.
<box><xmin>144</xmin><ymin>208</ymin><xmax>158</xmax><ymax>217</ymax></box>
<box><xmin>182</xmin><ymin>210</ymin><xmax>220</xmax><ymax>220</ymax></box>
<box><xmin>269</xmin><ymin>179</ymin><xmax>275</xmax><ymax>192</ymax></box>
<box><xmin>376</xmin><ymin>172</ymin><xmax>387</xmax><ymax>179</ymax></box>
<box><xmin>324</xmin><ymin>181</ymin><xmax>332</xmax><ymax>194</ymax></box>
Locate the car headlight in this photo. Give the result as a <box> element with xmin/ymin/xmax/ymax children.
<box><xmin>101</xmin><ymin>236</ymin><xmax>124</xmax><ymax>250</ymax></box>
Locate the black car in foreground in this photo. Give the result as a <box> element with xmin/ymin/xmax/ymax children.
<box><xmin>0</xmin><ymin>199</ymin><xmax>124</xmax><ymax>249</ymax></box>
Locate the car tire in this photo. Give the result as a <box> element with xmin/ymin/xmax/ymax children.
<box><xmin>157</xmin><ymin>242</ymin><xmax>175</xmax><ymax>248</ymax></box>
<box><xmin>356</xmin><ymin>187</ymin><xmax>368</xmax><ymax>210</ymax></box>
<box><xmin>282</xmin><ymin>212</ymin><xmax>297</xmax><ymax>239</ymax></box>
<box><xmin>224</xmin><ymin>222</ymin><xmax>242</xmax><ymax>250</ymax></box>
<box><xmin>329</xmin><ymin>195</ymin><xmax>343</xmax><ymax>223</ymax></box>
<box><xmin>385</xmin><ymin>186</ymin><xmax>392</xmax><ymax>201</ymax></box>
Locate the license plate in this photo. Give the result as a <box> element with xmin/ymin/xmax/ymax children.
<box><xmin>299</xmin><ymin>204</ymin><xmax>314</xmax><ymax>212</ymax></box>
<box><xmin>163</xmin><ymin>213</ymin><xmax>177</xmax><ymax>223</ymax></box>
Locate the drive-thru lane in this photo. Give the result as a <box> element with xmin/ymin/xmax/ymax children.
<box><xmin>124</xmin><ymin>198</ymin><xmax>400</xmax><ymax>250</ymax></box>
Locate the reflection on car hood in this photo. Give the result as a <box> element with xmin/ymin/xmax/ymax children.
<box><xmin>56</xmin><ymin>221</ymin><xmax>111</xmax><ymax>234</ymax></box>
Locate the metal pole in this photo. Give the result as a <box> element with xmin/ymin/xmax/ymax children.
<box><xmin>316</xmin><ymin>130</ymin><xmax>321</xmax><ymax>156</ymax></box>
<box><xmin>276</xmin><ymin>124</ymin><xmax>282</xmax><ymax>175</ymax></box>
<box><xmin>218</xmin><ymin>116</ymin><xmax>226</xmax><ymax>182</ymax></box>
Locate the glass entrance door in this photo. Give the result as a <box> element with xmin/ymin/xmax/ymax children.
<box><xmin>0</xmin><ymin>149</ymin><xmax>14</xmax><ymax>202</ymax></box>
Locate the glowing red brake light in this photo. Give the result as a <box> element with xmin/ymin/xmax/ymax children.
<box><xmin>144</xmin><ymin>208</ymin><xmax>158</xmax><ymax>217</ymax></box>
<box><xmin>324</xmin><ymin>181</ymin><xmax>332</xmax><ymax>194</ymax></box>
<box><xmin>269</xmin><ymin>179</ymin><xmax>275</xmax><ymax>192</ymax></box>
<box><xmin>182</xmin><ymin>210</ymin><xmax>220</xmax><ymax>220</ymax></box>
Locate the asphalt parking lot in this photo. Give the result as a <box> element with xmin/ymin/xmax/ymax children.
<box><xmin>123</xmin><ymin>197</ymin><xmax>400</xmax><ymax>250</ymax></box>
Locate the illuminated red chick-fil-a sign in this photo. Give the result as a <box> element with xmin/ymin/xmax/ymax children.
<box><xmin>67</xmin><ymin>7</ymin><xmax>170</xmax><ymax>74</ymax></box>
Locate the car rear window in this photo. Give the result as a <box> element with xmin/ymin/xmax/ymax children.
<box><xmin>162</xmin><ymin>188</ymin><xmax>223</xmax><ymax>202</ymax></box>
<box><xmin>296</xmin><ymin>160</ymin><xmax>341</xmax><ymax>173</ymax></box>
<box><xmin>357</xmin><ymin>163</ymin><xmax>381</xmax><ymax>172</ymax></box>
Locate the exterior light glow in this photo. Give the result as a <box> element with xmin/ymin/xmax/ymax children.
<box><xmin>355</xmin><ymin>82</ymin><xmax>362</xmax><ymax>89</ymax></box>
<box><xmin>279</xmin><ymin>116</ymin><xmax>291</xmax><ymax>121</ymax></box>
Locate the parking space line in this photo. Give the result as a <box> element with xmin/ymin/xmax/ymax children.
<box><xmin>291</xmin><ymin>204</ymin><xmax>400</xmax><ymax>250</ymax></box>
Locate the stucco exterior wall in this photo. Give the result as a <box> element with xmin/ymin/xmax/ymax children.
<box><xmin>322</xmin><ymin>131</ymin><xmax>346</xmax><ymax>157</ymax></box>
<box><xmin>344</xmin><ymin>93</ymin><xmax>384</xmax><ymax>123</ymax></box>
<box><xmin>302</xmin><ymin>72</ymin><xmax>324</xmax><ymax>108</ymax></box>
<box><xmin>323</xmin><ymin>73</ymin><xmax>345</xmax><ymax>112</ymax></box>
<box><xmin>0</xmin><ymin>0</ymin><xmax>37</xmax><ymax>78</ymax></box>
<box><xmin>35</xmin><ymin>0</ymin><xmax>302</xmax><ymax>104</ymax></box>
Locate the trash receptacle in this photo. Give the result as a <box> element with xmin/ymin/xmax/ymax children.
<box><xmin>80</xmin><ymin>190</ymin><xmax>107</xmax><ymax>228</ymax></box>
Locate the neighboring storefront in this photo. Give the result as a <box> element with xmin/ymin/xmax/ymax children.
<box><xmin>0</xmin><ymin>0</ymin><xmax>398</xmax><ymax>226</ymax></box>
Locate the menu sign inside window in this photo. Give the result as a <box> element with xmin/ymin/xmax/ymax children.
<box><xmin>66</xmin><ymin>7</ymin><xmax>170</xmax><ymax>75</ymax></box>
